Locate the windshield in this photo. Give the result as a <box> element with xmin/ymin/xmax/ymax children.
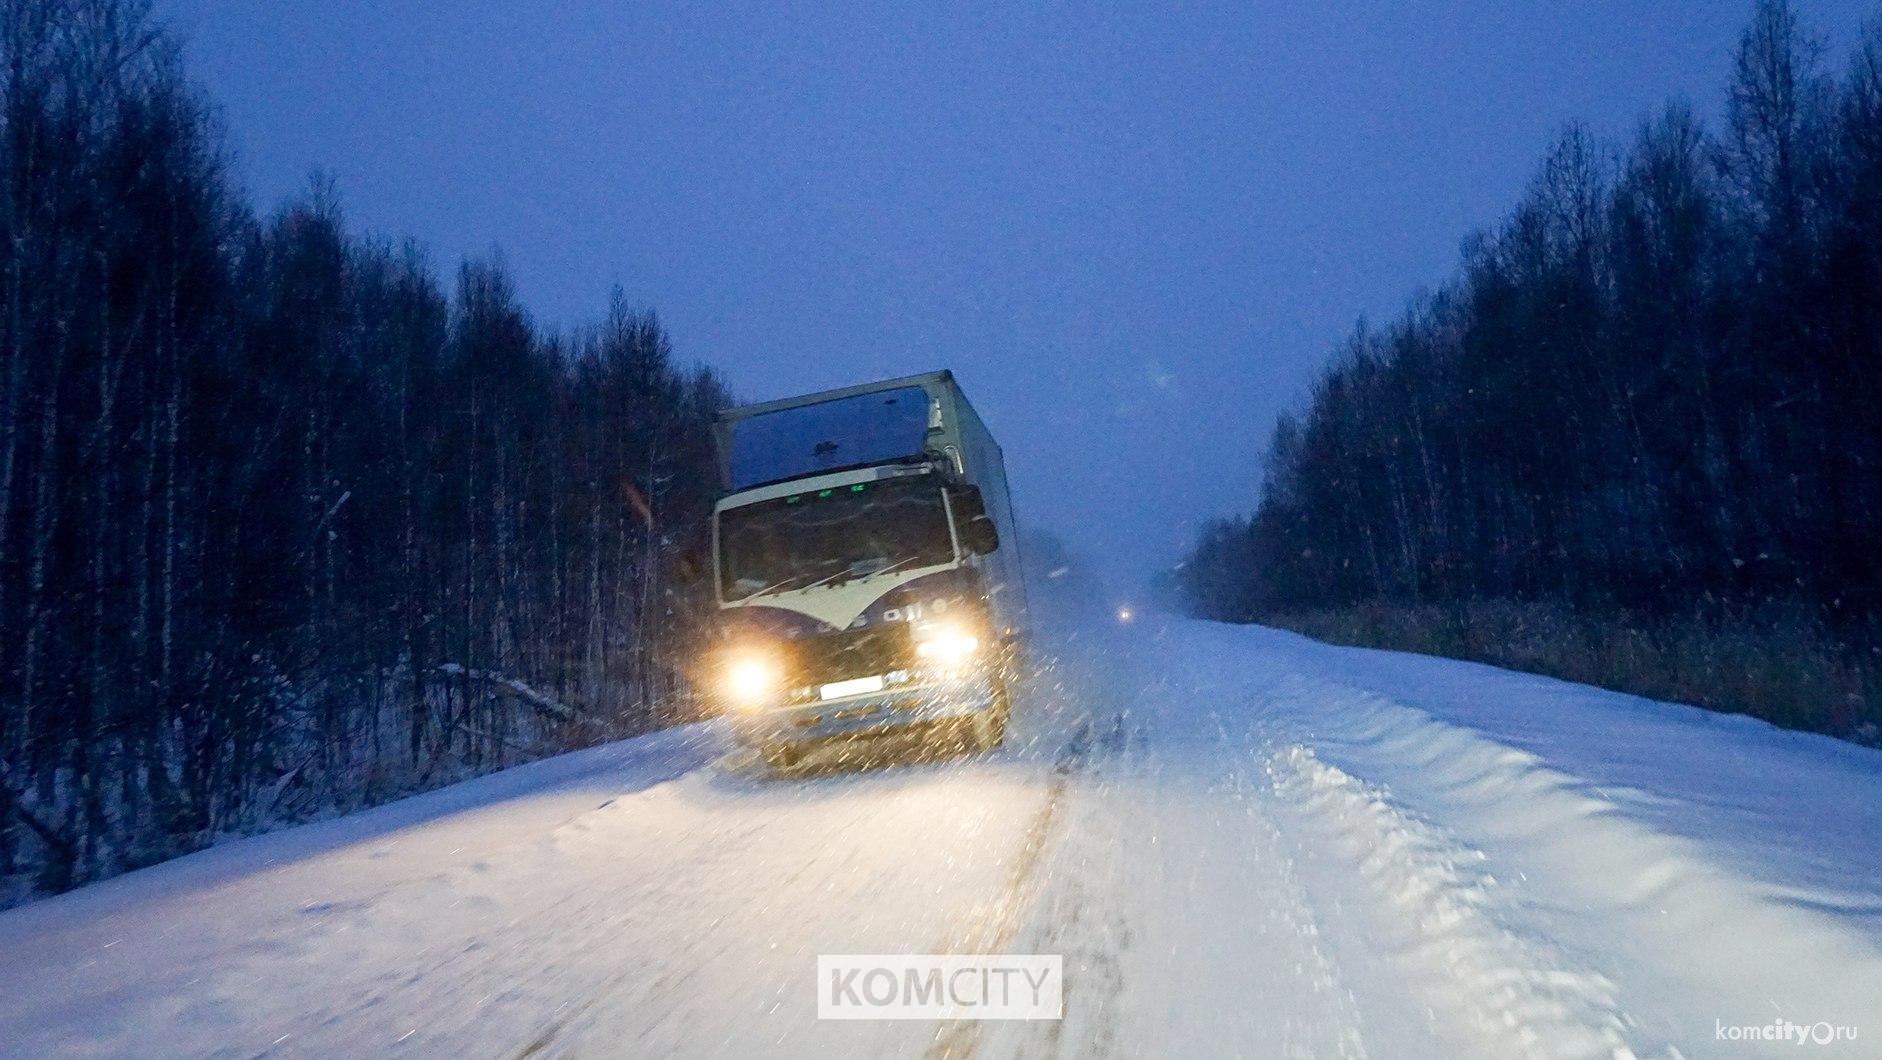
<box><xmin>717</xmin><ymin>477</ymin><xmax>955</xmax><ymax>601</ymax></box>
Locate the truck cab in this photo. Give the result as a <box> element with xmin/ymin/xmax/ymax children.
<box><xmin>709</xmin><ymin>372</ymin><xmax>1026</xmax><ymax>769</ymax></box>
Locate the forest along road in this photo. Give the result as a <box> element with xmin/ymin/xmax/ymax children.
<box><xmin>2</xmin><ymin>618</ymin><xmax>1881</xmax><ymax>1058</ymax></box>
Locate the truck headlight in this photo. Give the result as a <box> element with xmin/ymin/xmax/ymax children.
<box><xmin>914</xmin><ymin>623</ymin><xmax>980</xmax><ymax>666</ymax></box>
<box><xmin>723</xmin><ymin>654</ymin><xmax>780</xmax><ymax>708</ymax></box>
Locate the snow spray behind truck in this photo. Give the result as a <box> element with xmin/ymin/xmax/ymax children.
<box><xmin>709</xmin><ymin>371</ymin><xmax>1028</xmax><ymax>768</ymax></box>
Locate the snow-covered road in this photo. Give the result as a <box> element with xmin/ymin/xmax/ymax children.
<box><xmin>3</xmin><ymin>617</ymin><xmax>1880</xmax><ymax>1058</ymax></box>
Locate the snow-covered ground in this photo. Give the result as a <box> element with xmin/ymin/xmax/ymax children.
<box><xmin>3</xmin><ymin>616</ymin><xmax>1879</xmax><ymax>1057</ymax></box>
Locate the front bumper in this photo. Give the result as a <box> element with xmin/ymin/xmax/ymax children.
<box><xmin>731</xmin><ymin>670</ymin><xmax>997</xmax><ymax>747</ymax></box>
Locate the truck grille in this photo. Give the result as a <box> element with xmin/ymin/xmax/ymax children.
<box><xmin>790</xmin><ymin>624</ymin><xmax>910</xmax><ymax>684</ymax></box>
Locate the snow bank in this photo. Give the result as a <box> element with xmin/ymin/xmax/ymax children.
<box><xmin>1168</xmin><ymin>619</ymin><xmax>1882</xmax><ymax>1056</ymax></box>
<box><xmin>1270</xmin><ymin>743</ymin><xmax>1635</xmax><ymax>1058</ymax></box>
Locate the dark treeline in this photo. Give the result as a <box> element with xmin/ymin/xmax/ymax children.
<box><xmin>1182</xmin><ymin>1</ymin><xmax>1882</xmax><ymax>738</ymax></box>
<box><xmin>0</xmin><ymin>0</ymin><xmax>728</xmax><ymax>900</ymax></box>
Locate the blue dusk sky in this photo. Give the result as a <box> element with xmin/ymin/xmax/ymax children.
<box><xmin>162</xmin><ymin>0</ymin><xmax>1877</xmax><ymax>593</ymax></box>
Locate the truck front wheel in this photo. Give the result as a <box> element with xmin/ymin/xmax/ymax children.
<box><xmin>968</xmin><ymin>672</ymin><xmax>1010</xmax><ymax>752</ymax></box>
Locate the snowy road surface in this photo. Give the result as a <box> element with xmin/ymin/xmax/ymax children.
<box><xmin>3</xmin><ymin>618</ymin><xmax>1880</xmax><ymax>1057</ymax></box>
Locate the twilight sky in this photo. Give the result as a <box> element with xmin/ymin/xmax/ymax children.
<box><xmin>161</xmin><ymin>0</ymin><xmax>1874</xmax><ymax>593</ymax></box>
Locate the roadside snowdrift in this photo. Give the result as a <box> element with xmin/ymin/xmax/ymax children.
<box><xmin>1170</xmin><ymin>621</ymin><xmax>1882</xmax><ymax>1055</ymax></box>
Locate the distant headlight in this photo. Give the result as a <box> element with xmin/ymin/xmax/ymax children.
<box><xmin>722</xmin><ymin>654</ymin><xmax>780</xmax><ymax>709</ymax></box>
<box><xmin>914</xmin><ymin>623</ymin><xmax>980</xmax><ymax>666</ymax></box>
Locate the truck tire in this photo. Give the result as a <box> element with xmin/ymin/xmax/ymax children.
<box><xmin>961</xmin><ymin>708</ymin><xmax>1001</xmax><ymax>753</ymax></box>
<box><xmin>970</xmin><ymin>672</ymin><xmax>1010</xmax><ymax>752</ymax></box>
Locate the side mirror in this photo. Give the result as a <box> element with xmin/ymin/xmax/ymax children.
<box><xmin>951</xmin><ymin>486</ymin><xmax>999</xmax><ymax>556</ymax></box>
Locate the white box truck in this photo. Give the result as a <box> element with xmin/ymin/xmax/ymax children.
<box><xmin>709</xmin><ymin>371</ymin><xmax>1028</xmax><ymax>768</ymax></box>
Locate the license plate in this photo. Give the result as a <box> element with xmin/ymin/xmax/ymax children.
<box><xmin>820</xmin><ymin>675</ymin><xmax>885</xmax><ymax>700</ymax></box>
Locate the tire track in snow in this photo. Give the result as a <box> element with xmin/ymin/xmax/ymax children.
<box><xmin>971</xmin><ymin>635</ymin><xmax>1381</xmax><ymax>1059</ymax></box>
<box><xmin>518</xmin><ymin>759</ymin><xmax>999</xmax><ymax>1058</ymax></box>
<box><xmin>1006</xmin><ymin>714</ymin><xmax>1147</xmax><ymax>1060</ymax></box>
<box><xmin>923</xmin><ymin>717</ymin><xmax>1093</xmax><ymax>1059</ymax></box>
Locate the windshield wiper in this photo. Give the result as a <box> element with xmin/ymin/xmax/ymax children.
<box><xmin>744</xmin><ymin>554</ymin><xmax>930</xmax><ymax>602</ymax></box>
<box><xmin>742</xmin><ymin>555</ymin><xmax>853</xmax><ymax>601</ymax></box>
<box><xmin>799</xmin><ymin>553</ymin><xmax>928</xmax><ymax>593</ymax></box>
<box><xmin>742</xmin><ymin>572</ymin><xmax>814</xmax><ymax>601</ymax></box>
<box><xmin>870</xmin><ymin>553</ymin><xmax>928</xmax><ymax>581</ymax></box>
